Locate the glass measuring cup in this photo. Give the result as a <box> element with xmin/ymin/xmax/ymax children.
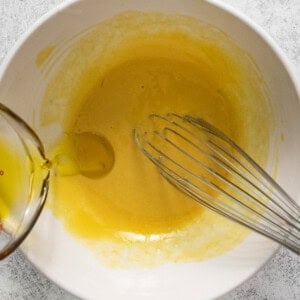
<box><xmin>0</xmin><ymin>103</ymin><xmax>49</xmax><ymax>259</ymax></box>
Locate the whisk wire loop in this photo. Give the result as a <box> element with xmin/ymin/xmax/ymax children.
<box><xmin>134</xmin><ymin>114</ymin><xmax>300</xmax><ymax>254</ymax></box>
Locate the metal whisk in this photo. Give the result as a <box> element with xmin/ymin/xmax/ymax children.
<box><xmin>133</xmin><ymin>113</ymin><xmax>300</xmax><ymax>254</ymax></box>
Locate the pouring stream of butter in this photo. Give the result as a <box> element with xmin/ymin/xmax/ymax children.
<box><xmin>52</xmin><ymin>132</ymin><xmax>114</xmax><ymax>178</ymax></box>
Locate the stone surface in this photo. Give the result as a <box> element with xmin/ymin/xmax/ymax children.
<box><xmin>0</xmin><ymin>0</ymin><xmax>299</xmax><ymax>299</ymax></box>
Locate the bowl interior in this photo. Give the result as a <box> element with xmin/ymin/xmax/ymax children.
<box><xmin>0</xmin><ymin>0</ymin><xmax>299</xmax><ymax>299</ymax></box>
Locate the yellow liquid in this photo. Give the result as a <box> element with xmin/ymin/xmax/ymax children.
<box><xmin>0</xmin><ymin>138</ymin><xmax>28</xmax><ymax>221</ymax></box>
<box><xmin>40</xmin><ymin>12</ymin><xmax>272</xmax><ymax>267</ymax></box>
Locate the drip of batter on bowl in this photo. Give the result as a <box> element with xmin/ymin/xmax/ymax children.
<box><xmin>39</xmin><ymin>11</ymin><xmax>273</xmax><ymax>268</ymax></box>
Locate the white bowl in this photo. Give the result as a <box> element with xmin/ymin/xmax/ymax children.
<box><xmin>0</xmin><ymin>0</ymin><xmax>299</xmax><ymax>299</ymax></box>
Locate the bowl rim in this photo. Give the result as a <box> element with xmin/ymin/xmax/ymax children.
<box><xmin>0</xmin><ymin>0</ymin><xmax>298</xmax><ymax>298</ymax></box>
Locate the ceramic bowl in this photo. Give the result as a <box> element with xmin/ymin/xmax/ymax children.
<box><xmin>0</xmin><ymin>0</ymin><xmax>299</xmax><ymax>299</ymax></box>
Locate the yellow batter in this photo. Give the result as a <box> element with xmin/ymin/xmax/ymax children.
<box><xmin>39</xmin><ymin>12</ymin><xmax>272</xmax><ymax>267</ymax></box>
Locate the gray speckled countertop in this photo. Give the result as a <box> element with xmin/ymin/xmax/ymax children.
<box><xmin>0</xmin><ymin>1</ymin><xmax>299</xmax><ymax>299</ymax></box>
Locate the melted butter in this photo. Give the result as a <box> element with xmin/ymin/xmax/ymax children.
<box><xmin>52</xmin><ymin>132</ymin><xmax>114</xmax><ymax>178</ymax></box>
<box><xmin>0</xmin><ymin>138</ymin><xmax>28</xmax><ymax>220</ymax></box>
<box><xmin>40</xmin><ymin>12</ymin><xmax>272</xmax><ymax>267</ymax></box>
